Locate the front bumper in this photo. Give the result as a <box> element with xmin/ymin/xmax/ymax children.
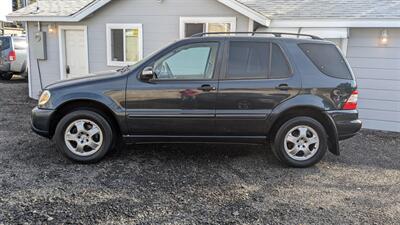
<box><xmin>326</xmin><ymin>110</ymin><xmax>362</xmax><ymax>140</ymax></box>
<box><xmin>31</xmin><ymin>107</ymin><xmax>55</xmax><ymax>138</ymax></box>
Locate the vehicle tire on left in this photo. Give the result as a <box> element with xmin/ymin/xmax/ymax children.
<box><xmin>0</xmin><ymin>72</ymin><xmax>13</xmax><ymax>80</ymax></box>
<box><xmin>54</xmin><ymin>109</ymin><xmax>115</xmax><ymax>163</ymax></box>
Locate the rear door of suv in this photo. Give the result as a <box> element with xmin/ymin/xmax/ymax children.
<box><xmin>215</xmin><ymin>38</ymin><xmax>301</xmax><ymax>137</ymax></box>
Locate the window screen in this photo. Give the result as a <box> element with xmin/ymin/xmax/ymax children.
<box><xmin>270</xmin><ymin>43</ymin><xmax>291</xmax><ymax>79</ymax></box>
<box><xmin>185</xmin><ymin>24</ymin><xmax>204</xmax><ymax>37</ymax></box>
<box><xmin>111</xmin><ymin>29</ymin><xmax>124</xmax><ymax>62</ymax></box>
<box><xmin>299</xmin><ymin>43</ymin><xmax>352</xmax><ymax>79</ymax></box>
<box><xmin>227</xmin><ymin>42</ymin><xmax>270</xmax><ymax>79</ymax></box>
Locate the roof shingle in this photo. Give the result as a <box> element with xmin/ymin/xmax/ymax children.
<box><xmin>8</xmin><ymin>0</ymin><xmax>95</xmax><ymax>17</ymax></box>
<box><xmin>235</xmin><ymin>0</ymin><xmax>400</xmax><ymax>19</ymax></box>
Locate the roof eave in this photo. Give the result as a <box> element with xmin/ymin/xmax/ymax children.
<box><xmin>217</xmin><ymin>0</ymin><xmax>271</xmax><ymax>26</ymax></box>
<box><xmin>270</xmin><ymin>18</ymin><xmax>400</xmax><ymax>28</ymax></box>
<box><xmin>6</xmin><ymin>0</ymin><xmax>111</xmax><ymax>22</ymax></box>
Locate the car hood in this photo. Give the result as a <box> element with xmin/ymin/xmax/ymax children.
<box><xmin>45</xmin><ymin>70</ymin><xmax>126</xmax><ymax>90</ymax></box>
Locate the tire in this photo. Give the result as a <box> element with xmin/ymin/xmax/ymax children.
<box><xmin>272</xmin><ymin>116</ymin><xmax>327</xmax><ymax>168</ymax></box>
<box><xmin>0</xmin><ymin>72</ymin><xmax>13</xmax><ymax>80</ymax></box>
<box><xmin>54</xmin><ymin>110</ymin><xmax>115</xmax><ymax>163</ymax></box>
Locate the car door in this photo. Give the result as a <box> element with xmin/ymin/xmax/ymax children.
<box><xmin>215</xmin><ymin>39</ymin><xmax>301</xmax><ymax>137</ymax></box>
<box><xmin>125</xmin><ymin>41</ymin><xmax>222</xmax><ymax>136</ymax></box>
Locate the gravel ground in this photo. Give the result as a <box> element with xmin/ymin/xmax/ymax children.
<box><xmin>0</xmin><ymin>78</ymin><xmax>399</xmax><ymax>225</ymax></box>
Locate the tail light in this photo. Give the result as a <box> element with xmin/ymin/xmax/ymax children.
<box><xmin>8</xmin><ymin>50</ymin><xmax>16</xmax><ymax>61</ymax></box>
<box><xmin>343</xmin><ymin>90</ymin><xmax>359</xmax><ymax>110</ymax></box>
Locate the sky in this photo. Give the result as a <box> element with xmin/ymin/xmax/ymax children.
<box><xmin>0</xmin><ymin>0</ymin><xmax>13</xmax><ymax>22</ymax></box>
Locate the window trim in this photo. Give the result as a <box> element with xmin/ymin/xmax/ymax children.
<box><xmin>179</xmin><ymin>17</ymin><xmax>237</xmax><ymax>38</ymax></box>
<box><xmin>222</xmin><ymin>40</ymin><xmax>293</xmax><ymax>81</ymax></box>
<box><xmin>151</xmin><ymin>42</ymin><xmax>221</xmax><ymax>82</ymax></box>
<box><xmin>106</xmin><ymin>23</ymin><xmax>143</xmax><ymax>67</ymax></box>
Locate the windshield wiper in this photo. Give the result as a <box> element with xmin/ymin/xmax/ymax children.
<box><xmin>117</xmin><ymin>65</ymin><xmax>131</xmax><ymax>73</ymax></box>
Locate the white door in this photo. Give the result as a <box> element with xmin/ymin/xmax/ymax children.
<box><xmin>61</xmin><ymin>28</ymin><xmax>89</xmax><ymax>79</ymax></box>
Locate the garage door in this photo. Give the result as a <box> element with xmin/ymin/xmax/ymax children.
<box><xmin>347</xmin><ymin>28</ymin><xmax>400</xmax><ymax>132</ymax></box>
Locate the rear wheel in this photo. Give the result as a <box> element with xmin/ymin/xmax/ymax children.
<box><xmin>0</xmin><ymin>72</ymin><xmax>13</xmax><ymax>80</ymax></box>
<box><xmin>272</xmin><ymin>117</ymin><xmax>327</xmax><ymax>168</ymax></box>
<box><xmin>54</xmin><ymin>110</ymin><xmax>115</xmax><ymax>163</ymax></box>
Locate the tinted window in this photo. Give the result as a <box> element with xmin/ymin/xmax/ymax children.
<box><xmin>270</xmin><ymin>43</ymin><xmax>291</xmax><ymax>79</ymax></box>
<box><xmin>227</xmin><ymin>42</ymin><xmax>270</xmax><ymax>79</ymax></box>
<box><xmin>154</xmin><ymin>42</ymin><xmax>219</xmax><ymax>80</ymax></box>
<box><xmin>0</xmin><ymin>37</ymin><xmax>11</xmax><ymax>50</ymax></box>
<box><xmin>299</xmin><ymin>43</ymin><xmax>352</xmax><ymax>79</ymax></box>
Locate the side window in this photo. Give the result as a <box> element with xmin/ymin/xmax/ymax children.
<box><xmin>154</xmin><ymin>42</ymin><xmax>219</xmax><ymax>80</ymax></box>
<box><xmin>227</xmin><ymin>42</ymin><xmax>270</xmax><ymax>79</ymax></box>
<box><xmin>0</xmin><ymin>37</ymin><xmax>10</xmax><ymax>50</ymax></box>
<box><xmin>299</xmin><ymin>43</ymin><xmax>352</xmax><ymax>79</ymax></box>
<box><xmin>270</xmin><ymin>43</ymin><xmax>291</xmax><ymax>79</ymax></box>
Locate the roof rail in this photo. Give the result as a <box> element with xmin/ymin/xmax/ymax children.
<box><xmin>191</xmin><ymin>32</ymin><xmax>323</xmax><ymax>40</ymax></box>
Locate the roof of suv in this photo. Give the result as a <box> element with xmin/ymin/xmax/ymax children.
<box><xmin>187</xmin><ymin>34</ymin><xmax>333</xmax><ymax>45</ymax></box>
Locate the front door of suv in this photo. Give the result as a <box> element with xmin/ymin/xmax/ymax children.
<box><xmin>216</xmin><ymin>39</ymin><xmax>300</xmax><ymax>137</ymax></box>
<box><xmin>125</xmin><ymin>41</ymin><xmax>222</xmax><ymax>136</ymax></box>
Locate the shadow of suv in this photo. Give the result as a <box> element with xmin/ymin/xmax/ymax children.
<box><xmin>31</xmin><ymin>32</ymin><xmax>362</xmax><ymax>167</ymax></box>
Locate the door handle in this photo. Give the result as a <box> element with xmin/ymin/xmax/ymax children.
<box><xmin>276</xmin><ymin>84</ymin><xmax>292</xmax><ymax>91</ymax></box>
<box><xmin>198</xmin><ymin>84</ymin><xmax>216</xmax><ymax>92</ymax></box>
<box><xmin>66</xmin><ymin>65</ymin><xmax>70</xmax><ymax>74</ymax></box>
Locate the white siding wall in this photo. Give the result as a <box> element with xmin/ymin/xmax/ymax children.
<box><xmin>347</xmin><ymin>28</ymin><xmax>400</xmax><ymax>132</ymax></box>
<box><xmin>27</xmin><ymin>0</ymin><xmax>250</xmax><ymax>98</ymax></box>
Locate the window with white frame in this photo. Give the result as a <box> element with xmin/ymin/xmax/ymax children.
<box><xmin>106</xmin><ymin>24</ymin><xmax>143</xmax><ymax>66</ymax></box>
<box><xmin>180</xmin><ymin>17</ymin><xmax>236</xmax><ymax>38</ymax></box>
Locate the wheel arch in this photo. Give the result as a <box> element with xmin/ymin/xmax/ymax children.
<box><xmin>49</xmin><ymin>99</ymin><xmax>122</xmax><ymax>138</ymax></box>
<box><xmin>268</xmin><ymin>105</ymin><xmax>340</xmax><ymax>155</ymax></box>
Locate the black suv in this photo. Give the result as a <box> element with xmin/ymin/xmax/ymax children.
<box><xmin>32</xmin><ymin>32</ymin><xmax>361</xmax><ymax>167</ymax></box>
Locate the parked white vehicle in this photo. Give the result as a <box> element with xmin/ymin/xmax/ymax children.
<box><xmin>0</xmin><ymin>36</ymin><xmax>28</xmax><ymax>80</ymax></box>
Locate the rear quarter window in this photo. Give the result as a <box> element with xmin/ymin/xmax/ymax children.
<box><xmin>0</xmin><ymin>37</ymin><xmax>11</xmax><ymax>50</ymax></box>
<box><xmin>299</xmin><ymin>43</ymin><xmax>352</xmax><ymax>79</ymax></box>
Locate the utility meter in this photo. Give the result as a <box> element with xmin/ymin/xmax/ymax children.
<box><xmin>32</xmin><ymin>31</ymin><xmax>47</xmax><ymax>60</ymax></box>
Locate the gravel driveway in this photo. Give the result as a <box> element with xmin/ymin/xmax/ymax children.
<box><xmin>0</xmin><ymin>78</ymin><xmax>399</xmax><ymax>225</ymax></box>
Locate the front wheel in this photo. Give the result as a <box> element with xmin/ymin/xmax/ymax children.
<box><xmin>272</xmin><ymin>117</ymin><xmax>328</xmax><ymax>168</ymax></box>
<box><xmin>54</xmin><ymin>110</ymin><xmax>115</xmax><ymax>163</ymax></box>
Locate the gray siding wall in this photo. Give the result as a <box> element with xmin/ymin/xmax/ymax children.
<box><xmin>27</xmin><ymin>0</ymin><xmax>250</xmax><ymax>98</ymax></box>
<box><xmin>347</xmin><ymin>28</ymin><xmax>400</xmax><ymax>132</ymax></box>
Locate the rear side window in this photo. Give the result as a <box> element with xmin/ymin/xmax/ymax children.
<box><xmin>0</xmin><ymin>37</ymin><xmax>11</xmax><ymax>50</ymax></box>
<box><xmin>227</xmin><ymin>42</ymin><xmax>270</xmax><ymax>79</ymax></box>
<box><xmin>226</xmin><ymin>41</ymin><xmax>291</xmax><ymax>79</ymax></box>
<box><xmin>299</xmin><ymin>43</ymin><xmax>352</xmax><ymax>79</ymax></box>
<box><xmin>271</xmin><ymin>43</ymin><xmax>291</xmax><ymax>79</ymax></box>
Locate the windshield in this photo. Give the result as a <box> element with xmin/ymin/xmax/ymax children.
<box><xmin>120</xmin><ymin>48</ymin><xmax>164</xmax><ymax>72</ymax></box>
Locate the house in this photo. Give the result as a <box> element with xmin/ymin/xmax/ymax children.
<box><xmin>0</xmin><ymin>0</ymin><xmax>27</xmax><ymax>35</ymax></box>
<box><xmin>6</xmin><ymin>0</ymin><xmax>400</xmax><ymax>132</ymax></box>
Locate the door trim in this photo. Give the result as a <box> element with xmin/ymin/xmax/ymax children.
<box><xmin>58</xmin><ymin>25</ymin><xmax>89</xmax><ymax>80</ymax></box>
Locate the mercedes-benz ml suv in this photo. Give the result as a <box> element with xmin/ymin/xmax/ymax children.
<box><xmin>31</xmin><ymin>32</ymin><xmax>362</xmax><ymax>167</ymax></box>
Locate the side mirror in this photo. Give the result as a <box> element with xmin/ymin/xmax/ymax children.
<box><xmin>140</xmin><ymin>66</ymin><xmax>155</xmax><ymax>81</ymax></box>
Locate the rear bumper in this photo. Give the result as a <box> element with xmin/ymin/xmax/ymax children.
<box><xmin>31</xmin><ymin>107</ymin><xmax>55</xmax><ymax>138</ymax></box>
<box><xmin>326</xmin><ymin>110</ymin><xmax>362</xmax><ymax>140</ymax></box>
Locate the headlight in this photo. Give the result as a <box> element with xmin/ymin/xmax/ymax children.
<box><xmin>38</xmin><ymin>90</ymin><xmax>51</xmax><ymax>108</ymax></box>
